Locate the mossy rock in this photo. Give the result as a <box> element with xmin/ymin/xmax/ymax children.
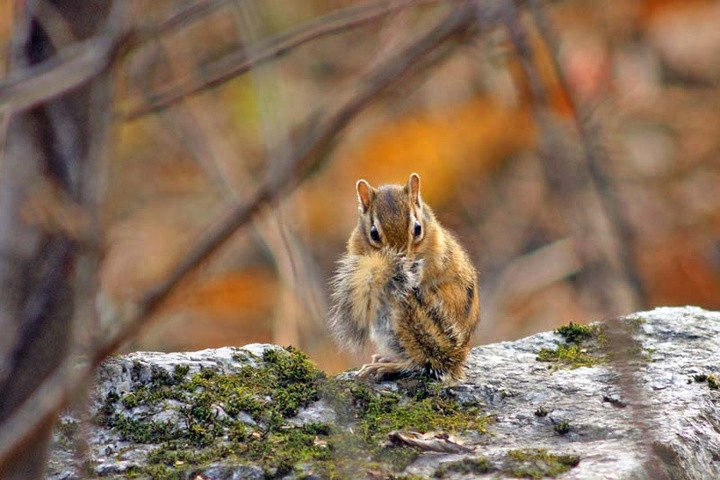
<box><xmin>82</xmin><ymin>346</ymin><xmax>492</xmax><ymax>479</ymax></box>
<box><xmin>47</xmin><ymin>308</ymin><xmax>720</xmax><ymax>479</ymax></box>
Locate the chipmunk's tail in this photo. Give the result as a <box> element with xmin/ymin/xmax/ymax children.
<box><xmin>328</xmin><ymin>251</ymin><xmax>406</xmax><ymax>349</ymax></box>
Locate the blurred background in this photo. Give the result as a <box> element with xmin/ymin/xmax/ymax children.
<box><xmin>2</xmin><ymin>0</ymin><xmax>718</xmax><ymax>375</ymax></box>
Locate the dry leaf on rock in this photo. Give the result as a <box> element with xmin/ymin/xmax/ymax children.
<box><xmin>387</xmin><ymin>430</ymin><xmax>474</xmax><ymax>454</ymax></box>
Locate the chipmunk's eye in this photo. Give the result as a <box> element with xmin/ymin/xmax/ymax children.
<box><xmin>370</xmin><ymin>225</ymin><xmax>381</xmax><ymax>243</ymax></box>
<box><xmin>413</xmin><ymin>221</ymin><xmax>422</xmax><ymax>238</ymax></box>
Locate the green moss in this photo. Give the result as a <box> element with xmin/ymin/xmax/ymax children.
<box><xmin>96</xmin><ymin>347</ymin><xmax>328</xmax><ymax>478</ymax></box>
<box><xmin>112</xmin><ymin>416</ymin><xmax>178</xmax><ymax>444</ymax></box>
<box><xmin>693</xmin><ymin>373</ymin><xmax>719</xmax><ymax>390</ymax></box>
<box><xmin>504</xmin><ymin>448</ymin><xmax>580</xmax><ymax>478</ymax></box>
<box><xmin>537</xmin><ymin>344</ymin><xmax>600</xmax><ymax>369</ymax></box>
<box><xmin>391</xmin><ymin>476</ymin><xmax>428</xmax><ymax>480</ymax></box>
<box><xmin>624</xmin><ymin>316</ymin><xmax>646</xmax><ymax>332</ymax></box>
<box><xmin>374</xmin><ymin>445</ymin><xmax>422</xmax><ymax>472</ymax></box>
<box><xmin>95</xmin><ymin>347</ymin><xmax>490</xmax><ymax>479</ymax></box>
<box><xmin>97</xmin><ymin>389</ymin><xmax>119</xmax><ymax>424</ymax></box>
<box><xmin>539</xmin><ymin>315</ymin><xmax>654</xmax><ymax>369</ymax></box>
<box><xmin>433</xmin><ymin>457</ymin><xmax>492</xmax><ymax>477</ymax></box>
<box><xmin>120</xmin><ymin>392</ymin><xmax>140</xmax><ymax>409</ymax></box>
<box><xmin>430</xmin><ymin>449</ymin><xmax>581</xmax><ymax>479</ymax></box>
<box><xmin>553</xmin><ymin>420</ymin><xmax>571</xmax><ymax>435</ymax></box>
<box><xmin>124</xmin><ymin>464</ymin><xmax>183</xmax><ymax>479</ymax></box>
<box><xmin>173</xmin><ymin>364</ymin><xmax>190</xmax><ymax>381</ymax></box>
<box><xmin>555</xmin><ymin>322</ymin><xmax>595</xmax><ymax>345</ymax></box>
<box><xmin>537</xmin><ymin>321</ymin><xmax>607</xmax><ymax>370</ymax></box>
<box><xmin>55</xmin><ymin>418</ymin><xmax>79</xmax><ymax>448</ymax></box>
<box><xmin>147</xmin><ymin>443</ymin><xmax>234</xmax><ymax>467</ymax></box>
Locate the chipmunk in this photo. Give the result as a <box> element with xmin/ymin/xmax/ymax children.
<box><xmin>329</xmin><ymin>173</ymin><xmax>480</xmax><ymax>381</ymax></box>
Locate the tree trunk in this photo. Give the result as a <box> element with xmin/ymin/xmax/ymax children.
<box><xmin>0</xmin><ymin>1</ymin><xmax>114</xmax><ymax>477</ymax></box>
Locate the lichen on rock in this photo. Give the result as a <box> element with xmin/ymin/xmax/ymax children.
<box><xmin>47</xmin><ymin>307</ymin><xmax>720</xmax><ymax>479</ymax></box>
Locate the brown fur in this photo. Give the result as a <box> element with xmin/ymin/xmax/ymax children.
<box><xmin>328</xmin><ymin>173</ymin><xmax>480</xmax><ymax>381</ymax></box>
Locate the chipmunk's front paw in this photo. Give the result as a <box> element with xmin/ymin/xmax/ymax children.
<box><xmin>406</xmin><ymin>257</ymin><xmax>424</xmax><ymax>288</ymax></box>
<box><xmin>389</xmin><ymin>256</ymin><xmax>424</xmax><ymax>297</ymax></box>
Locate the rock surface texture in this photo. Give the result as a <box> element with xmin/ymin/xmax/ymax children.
<box><xmin>47</xmin><ymin>307</ymin><xmax>720</xmax><ymax>479</ymax></box>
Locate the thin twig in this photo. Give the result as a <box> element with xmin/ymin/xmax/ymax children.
<box><xmin>0</xmin><ymin>3</ymin><xmax>476</xmax><ymax>463</ymax></box>
<box><xmin>230</xmin><ymin>0</ymin><xmax>320</xmax><ymax>345</ymax></box>
<box><xmin>29</xmin><ymin>0</ymin><xmax>78</xmax><ymax>48</ymax></box>
<box><xmin>152</xmin><ymin>0</ymin><xmax>226</xmax><ymax>37</ymax></box>
<box><xmin>529</xmin><ymin>1</ymin><xmax>646</xmax><ymax>308</ymax></box>
<box><xmin>0</xmin><ymin>26</ymin><xmax>132</xmax><ymax>114</ymax></box>
<box><xmin>123</xmin><ymin>0</ymin><xmax>440</xmax><ymax>120</ymax></box>
<box><xmin>0</xmin><ymin>0</ymin><xmax>436</xmax><ymax>117</ymax></box>
<box><xmin>501</xmin><ymin>4</ymin><xmax>638</xmax><ymax>316</ymax></box>
<box><xmin>149</xmin><ymin>29</ymin><xmax>326</xmax><ymax>341</ymax></box>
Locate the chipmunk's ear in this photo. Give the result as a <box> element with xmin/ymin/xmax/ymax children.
<box><xmin>356</xmin><ymin>179</ymin><xmax>373</xmax><ymax>213</ymax></box>
<box><xmin>408</xmin><ymin>173</ymin><xmax>421</xmax><ymax>206</ymax></box>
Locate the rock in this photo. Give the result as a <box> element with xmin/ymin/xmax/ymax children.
<box><xmin>46</xmin><ymin>307</ymin><xmax>720</xmax><ymax>479</ymax></box>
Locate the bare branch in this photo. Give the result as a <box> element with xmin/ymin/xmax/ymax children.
<box><xmin>123</xmin><ymin>0</ymin><xmax>440</xmax><ymax>120</ymax></box>
<box><xmin>501</xmin><ymin>3</ymin><xmax>640</xmax><ymax>316</ymax></box>
<box><xmin>152</xmin><ymin>5</ymin><xmax>329</xmax><ymax>342</ymax></box>
<box><xmin>529</xmin><ymin>1</ymin><xmax>646</xmax><ymax>307</ymax></box>
<box><xmin>0</xmin><ymin>26</ymin><xmax>132</xmax><ymax>114</ymax></box>
<box><xmin>28</xmin><ymin>0</ymin><xmax>78</xmax><ymax>48</ymax></box>
<box><xmin>0</xmin><ymin>0</ymin><xmax>232</xmax><ymax>116</ymax></box>
<box><xmin>152</xmin><ymin>0</ymin><xmax>227</xmax><ymax>37</ymax></box>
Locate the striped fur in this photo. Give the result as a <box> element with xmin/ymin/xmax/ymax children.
<box><xmin>328</xmin><ymin>174</ymin><xmax>480</xmax><ymax>381</ymax></box>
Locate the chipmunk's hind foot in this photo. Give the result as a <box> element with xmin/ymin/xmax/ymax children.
<box><xmin>356</xmin><ymin>354</ymin><xmax>466</xmax><ymax>383</ymax></box>
<box><xmin>357</xmin><ymin>361</ymin><xmax>414</xmax><ymax>382</ymax></box>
